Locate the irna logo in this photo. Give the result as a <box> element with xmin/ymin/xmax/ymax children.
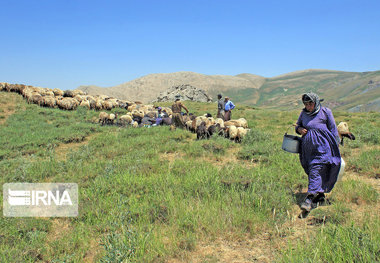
<box><xmin>8</xmin><ymin>189</ymin><xmax>73</xmax><ymax>206</ymax></box>
<box><xmin>3</xmin><ymin>183</ymin><xmax>78</xmax><ymax>217</ymax></box>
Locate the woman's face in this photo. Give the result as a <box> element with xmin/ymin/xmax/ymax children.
<box><xmin>304</xmin><ymin>101</ymin><xmax>315</xmax><ymax>112</ymax></box>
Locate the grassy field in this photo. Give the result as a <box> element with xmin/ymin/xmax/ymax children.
<box><xmin>0</xmin><ymin>91</ymin><xmax>379</xmax><ymax>262</ymax></box>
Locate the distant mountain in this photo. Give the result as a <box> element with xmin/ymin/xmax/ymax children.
<box><xmin>256</xmin><ymin>70</ymin><xmax>380</xmax><ymax>112</ymax></box>
<box><xmin>78</xmin><ymin>69</ymin><xmax>380</xmax><ymax>112</ymax></box>
<box><xmin>78</xmin><ymin>71</ymin><xmax>265</xmax><ymax>103</ymax></box>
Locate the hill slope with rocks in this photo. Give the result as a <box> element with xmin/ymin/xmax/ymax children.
<box><xmin>78</xmin><ymin>69</ymin><xmax>380</xmax><ymax>112</ymax></box>
<box><xmin>152</xmin><ymin>84</ymin><xmax>212</xmax><ymax>103</ymax></box>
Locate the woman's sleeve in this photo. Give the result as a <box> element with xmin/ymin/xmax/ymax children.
<box><xmin>325</xmin><ymin>108</ymin><xmax>340</xmax><ymax>143</ymax></box>
<box><xmin>295</xmin><ymin>113</ymin><xmax>303</xmax><ymax>135</ymax></box>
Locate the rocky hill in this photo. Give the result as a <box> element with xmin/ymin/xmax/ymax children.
<box><xmin>152</xmin><ymin>84</ymin><xmax>212</xmax><ymax>103</ymax></box>
<box><xmin>78</xmin><ymin>69</ymin><xmax>380</xmax><ymax>112</ymax></box>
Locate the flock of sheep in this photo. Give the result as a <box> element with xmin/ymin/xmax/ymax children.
<box><xmin>0</xmin><ymin>82</ymin><xmax>134</xmax><ymax>111</ymax></box>
<box><xmin>0</xmin><ymin>82</ymin><xmax>251</xmax><ymax>142</ymax></box>
<box><xmin>98</xmin><ymin>104</ymin><xmax>251</xmax><ymax>142</ymax></box>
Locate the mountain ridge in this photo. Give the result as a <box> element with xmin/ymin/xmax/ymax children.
<box><xmin>78</xmin><ymin>69</ymin><xmax>380</xmax><ymax>112</ymax></box>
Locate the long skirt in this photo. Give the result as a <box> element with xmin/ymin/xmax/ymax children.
<box><xmin>307</xmin><ymin>163</ymin><xmax>340</xmax><ymax>194</ymax></box>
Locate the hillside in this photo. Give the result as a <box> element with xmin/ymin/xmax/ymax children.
<box><xmin>0</xmin><ymin>91</ymin><xmax>379</xmax><ymax>262</ymax></box>
<box><xmin>78</xmin><ymin>70</ymin><xmax>380</xmax><ymax>112</ymax></box>
<box><xmin>256</xmin><ymin>70</ymin><xmax>380</xmax><ymax>112</ymax></box>
<box><xmin>78</xmin><ymin>71</ymin><xmax>265</xmax><ymax>103</ymax></box>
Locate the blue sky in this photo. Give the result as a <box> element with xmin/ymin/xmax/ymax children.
<box><xmin>1</xmin><ymin>0</ymin><xmax>379</xmax><ymax>90</ymax></box>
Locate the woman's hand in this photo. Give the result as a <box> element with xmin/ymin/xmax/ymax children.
<box><xmin>297</xmin><ymin>127</ymin><xmax>308</xmax><ymax>136</ymax></box>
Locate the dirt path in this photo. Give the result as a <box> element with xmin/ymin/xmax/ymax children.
<box><xmin>0</xmin><ymin>92</ymin><xmax>21</xmax><ymax>125</ymax></box>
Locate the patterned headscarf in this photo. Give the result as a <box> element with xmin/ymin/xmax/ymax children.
<box><xmin>302</xmin><ymin>92</ymin><xmax>324</xmax><ymax>116</ymax></box>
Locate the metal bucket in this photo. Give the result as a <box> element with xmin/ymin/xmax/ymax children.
<box><xmin>282</xmin><ymin>134</ymin><xmax>301</xmax><ymax>153</ymax></box>
<box><xmin>282</xmin><ymin>125</ymin><xmax>301</xmax><ymax>153</ymax></box>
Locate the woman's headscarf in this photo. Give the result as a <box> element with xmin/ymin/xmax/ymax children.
<box><xmin>302</xmin><ymin>92</ymin><xmax>324</xmax><ymax>116</ymax></box>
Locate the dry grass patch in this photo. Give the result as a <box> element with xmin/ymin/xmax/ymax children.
<box><xmin>55</xmin><ymin>133</ymin><xmax>100</xmax><ymax>161</ymax></box>
<box><xmin>0</xmin><ymin>92</ymin><xmax>22</xmax><ymax>124</ymax></box>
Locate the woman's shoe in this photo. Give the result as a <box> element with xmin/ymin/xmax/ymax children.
<box><xmin>301</xmin><ymin>194</ymin><xmax>315</xmax><ymax>212</ymax></box>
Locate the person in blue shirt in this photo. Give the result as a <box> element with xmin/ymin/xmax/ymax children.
<box><xmin>224</xmin><ymin>96</ymin><xmax>235</xmax><ymax>121</ymax></box>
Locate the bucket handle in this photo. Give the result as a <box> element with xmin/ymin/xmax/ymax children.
<box><xmin>285</xmin><ymin>124</ymin><xmax>298</xmax><ymax>135</ymax></box>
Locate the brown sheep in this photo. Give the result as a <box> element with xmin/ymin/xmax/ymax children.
<box><xmin>95</xmin><ymin>100</ymin><xmax>103</xmax><ymax>110</ymax></box>
<box><xmin>98</xmin><ymin>112</ymin><xmax>109</xmax><ymax>126</ymax></box>
<box><xmin>0</xmin><ymin>82</ymin><xmax>6</xmax><ymax>91</ymax></box>
<box><xmin>197</xmin><ymin>121</ymin><xmax>208</xmax><ymax>140</ymax></box>
<box><xmin>31</xmin><ymin>93</ymin><xmax>44</xmax><ymax>106</ymax></box>
<box><xmin>42</xmin><ymin>96</ymin><xmax>57</xmax><ymax>108</ymax></box>
<box><xmin>337</xmin><ymin>122</ymin><xmax>356</xmax><ymax>146</ymax></box>
<box><xmin>102</xmin><ymin>100</ymin><xmax>113</xmax><ymax>110</ymax></box>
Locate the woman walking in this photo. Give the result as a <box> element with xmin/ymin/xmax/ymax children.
<box><xmin>296</xmin><ymin>92</ymin><xmax>341</xmax><ymax>212</ymax></box>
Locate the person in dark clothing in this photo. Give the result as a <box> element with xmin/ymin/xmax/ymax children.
<box><xmin>216</xmin><ymin>94</ymin><xmax>225</xmax><ymax>119</ymax></box>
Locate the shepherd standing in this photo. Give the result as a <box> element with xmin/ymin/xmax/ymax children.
<box><xmin>224</xmin><ymin>96</ymin><xmax>235</xmax><ymax>121</ymax></box>
<box><xmin>216</xmin><ymin>94</ymin><xmax>225</xmax><ymax>119</ymax></box>
<box><xmin>171</xmin><ymin>95</ymin><xmax>189</xmax><ymax>129</ymax></box>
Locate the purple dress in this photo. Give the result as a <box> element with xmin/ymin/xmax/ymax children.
<box><xmin>296</xmin><ymin>107</ymin><xmax>341</xmax><ymax>194</ymax></box>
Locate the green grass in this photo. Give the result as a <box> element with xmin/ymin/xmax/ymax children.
<box><xmin>281</xmin><ymin>218</ymin><xmax>380</xmax><ymax>263</ymax></box>
<box><xmin>0</xmin><ymin>91</ymin><xmax>379</xmax><ymax>262</ymax></box>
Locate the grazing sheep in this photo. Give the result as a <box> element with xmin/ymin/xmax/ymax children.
<box><xmin>57</xmin><ymin>97</ymin><xmax>79</xmax><ymax>110</ymax></box>
<box><xmin>74</xmin><ymin>95</ymin><xmax>84</xmax><ymax>103</ymax></box>
<box><xmin>88</xmin><ymin>99</ymin><xmax>96</xmax><ymax>109</ymax></box>
<box><xmin>197</xmin><ymin>121</ymin><xmax>208</xmax><ymax>140</ymax></box>
<box><xmin>53</xmin><ymin>88</ymin><xmax>64</xmax><ymax>96</ymax></box>
<box><xmin>185</xmin><ymin>120</ymin><xmax>194</xmax><ymax>131</ymax></box>
<box><xmin>102</xmin><ymin>100</ymin><xmax>113</xmax><ymax>110</ymax></box>
<box><xmin>236</xmin><ymin>127</ymin><xmax>249</xmax><ymax>142</ymax></box>
<box><xmin>228</xmin><ymin>125</ymin><xmax>238</xmax><ymax>141</ymax></box>
<box><xmin>207</xmin><ymin>123</ymin><xmax>222</xmax><ymax>139</ymax></box>
<box><xmin>337</xmin><ymin>122</ymin><xmax>356</xmax><ymax>146</ymax></box>
<box><xmin>132</xmin><ymin>110</ymin><xmax>144</xmax><ymax>119</ymax></box>
<box><xmin>98</xmin><ymin>112</ymin><xmax>109</xmax><ymax>126</ymax></box>
<box><xmin>63</xmin><ymin>90</ymin><xmax>74</xmax><ymax>97</ymax></box>
<box><xmin>119</xmin><ymin>114</ymin><xmax>133</xmax><ymax>126</ymax></box>
<box><xmin>215</xmin><ymin>118</ymin><xmax>225</xmax><ymax>128</ymax></box>
<box><xmin>108</xmin><ymin>113</ymin><xmax>117</xmax><ymax>125</ymax></box>
<box><xmin>225</xmin><ymin>118</ymin><xmax>248</xmax><ymax>128</ymax></box>
<box><xmin>41</xmin><ymin>90</ymin><xmax>55</xmax><ymax>97</ymax></box>
<box><xmin>0</xmin><ymin>82</ymin><xmax>6</xmax><ymax>91</ymax></box>
<box><xmin>127</xmin><ymin>104</ymin><xmax>137</xmax><ymax>112</ymax></box>
<box><xmin>80</xmin><ymin>100</ymin><xmax>90</xmax><ymax>109</ymax></box>
<box><xmin>42</xmin><ymin>96</ymin><xmax>57</xmax><ymax>108</ymax></box>
<box><xmin>31</xmin><ymin>93</ymin><xmax>44</xmax><ymax>106</ymax></box>
<box><xmin>7</xmin><ymin>84</ymin><xmax>26</xmax><ymax>94</ymax></box>
<box><xmin>132</xmin><ymin>121</ymin><xmax>139</xmax><ymax>128</ymax></box>
<box><xmin>72</xmin><ymin>90</ymin><xmax>86</xmax><ymax>96</ymax></box>
<box><xmin>95</xmin><ymin>100</ymin><xmax>103</xmax><ymax>110</ymax></box>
